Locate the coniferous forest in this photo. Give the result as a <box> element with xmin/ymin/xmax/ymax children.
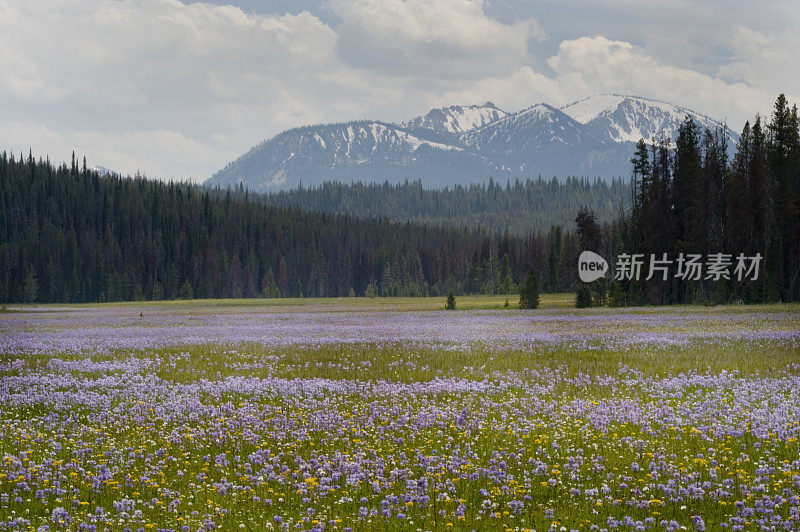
<box><xmin>583</xmin><ymin>94</ymin><xmax>800</xmax><ymax>305</ymax></box>
<box><xmin>2</xmin><ymin>94</ymin><xmax>797</xmax><ymax>305</ymax></box>
<box><xmin>0</xmin><ymin>153</ymin><xmax>583</xmax><ymax>303</ymax></box>
<box><xmin>258</xmin><ymin>177</ymin><xmax>628</xmax><ymax>235</ymax></box>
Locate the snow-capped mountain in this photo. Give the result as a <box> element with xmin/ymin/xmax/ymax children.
<box><xmin>207</xmin><ymin>95</ymin><xmax>739</xmax><ymax>190</ymax></box>
<box><xmin>404</xmin><ymin>102</ymin><xmax>509</xmax><ymax>136</ymax></box>
<box><xmin>461</xmin><ymin>103</ymin><xmax>635</xmax><ymax>178</ymax></box>
<box><xmin>561</xmin><ymin>95</ymin><xmax>735</xmax><ymax>144</ymax></box>
<box><xmin>209</xmin><ymin>120</ymin><xmax>490</xmax><ymax>189</ymax></box>
<box><xmin>464</xmin><ymin>104</ymin><xmax>596</xmax><ymax>157</ymax></box>
<box><xmin>88</xmin><ymin>165</ymin><xmax>114</xmax><ymax>176</ymax></box>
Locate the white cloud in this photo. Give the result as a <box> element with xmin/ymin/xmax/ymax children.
<box><xmin>0</xmin><ymin>121</ymin><xmax>233</xmax><ymax>181</ymax></box>
<box><xmin>0</xmin><ymin>0</ymin><xmax>339</xmax><ymax>106</ymax></box>
<box><xmin>439</xmin><ymin>36</ymin><xmax>772</xmax><ymax>127</ymax></box>
<box><xmin>439</xmin><ymin>66</ymin><xmax>564</xmax><ymax>111</ymax></box>
<box><xmin>0</xmin><ymin>0</ymin><xmax>794</xmax><ymax>180</ymax></box>
<box><xmin>716</xmin><ymin>26</ymin><xmax>800</xmax><ymax>104</ymax></box>
<box><xmin>0</xmin><ymin>0</ymin><xmax>346</xmax><ymax>178</ymax></box>
<box><xmin>547</xmin><ymin>36</ymin><xmax>770</xmax><ymax>124</ymax></box>
<box><xmin>329</xmin><ymin>0</ymin><xmax>545</xmax><ymax>79</ymax></box>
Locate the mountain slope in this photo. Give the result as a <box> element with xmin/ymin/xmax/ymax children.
<box><xmin>207</xmin><ymin>121</ymin><xmax>492</xmax><ymax>190</ymax></box>
<box><xmin>404</xmin><ymin>102</ymin><xmax>509</xmax><ymax>136</ymax></box>
<box><xmin>208</xmin><ymin>95</ymin><xmax>739</xmax><ymax>189</ymax></box>
<box><xmin>461</xmin><ymin>104</ymin><xmax>614</xmax><ymax>177</ymax></box>
<box><xmin>463</xmin><ymin>104</ymin><xmax>590</xmax><ymax>148</ymax></box>
<box><xmin>561</xmin><ymin>94</ymin><xmax>736</xmax><ymax>144</ymax></box>
<box><xmin>261</xmin><ymin>177</ymin><xmax>629</xmax><ymax>236</ymax></box>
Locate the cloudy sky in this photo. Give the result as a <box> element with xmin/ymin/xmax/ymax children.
<box><xmin>1</xmin><ymin>0</ymin><xmax>798</xmax><ymax>181</ymax></box>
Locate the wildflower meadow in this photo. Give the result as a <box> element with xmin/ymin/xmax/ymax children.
<box><xmin>1</xmin><ymin>300</ymin><xmax>798</xmax><ymax>531</ymax></box>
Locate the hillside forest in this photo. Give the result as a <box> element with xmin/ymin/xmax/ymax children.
<box><xmin>1</xmin><ymin>94</ymin><xmax>797</xmax><ymax>305</ymax></box>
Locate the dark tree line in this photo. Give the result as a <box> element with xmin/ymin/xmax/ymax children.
<box><xmin>257</xmin><ymin>177</ymin><xmax>627</xmax><ymax>235</ymax></box>
<box><xmin>0</xmin><ymin>152</ymin><xmax>586</xmax><ymax>303</ymax></box>
<box><xmin>602</xmin><ymin>93</ymin><xmax>800</xmax><ymax>305</ymax></box>
<box><xmin>17</xmin><ymin>92</ymin><xmax>793</xmax><ymax>308</ymax></box>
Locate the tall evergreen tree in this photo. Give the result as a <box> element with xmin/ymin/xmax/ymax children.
<box><xmin>575</xmin><ymin>207</ymin><xmax>606</xmax><ymax>306</ymax></box>
<box><xmin>610</xmin><ymin>94</ymin><xmax>799</xmax><ymax>305</ymax></box>
<box><xmin>519</xmin><ymin>268</ymin><xmax>539</xmax><ymax>309</ymax></box>
<box><xmin>629</xmin><ymin>139</ymin><xmax>651</xmax><ymax>251</ymax></box>
<box><xmin>673</xmin><ymin>117</ymin><xmax>702</xmax><ymax>254</ymax></box>
<box><xmin>545</xmin><ymin>226</ymin><xmax>562</xmax><ymax>293</ymax></box>
<box><xmin>766</xmin><ymin>94</ymin><xmax>800</xmax><ymax>300</ymax></box>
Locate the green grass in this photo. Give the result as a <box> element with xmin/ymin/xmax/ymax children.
<box><xmin>3</xmin><ymin>293</ymin><xmax>576</xmax><ymax>313</ymax></box>
<box><xmin>7</xmin><ymin>293</ymin><xmax>799</xmax><ymax>317</ymax></box>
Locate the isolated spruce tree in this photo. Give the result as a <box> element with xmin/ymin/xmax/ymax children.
<box><xmin>575</xmin><ymin>284</ymin><xmax>592</xmax><ymax>308</ymax></box>
<box><xmin>607</xmin><ymin>279</ymin><xmax>625</xmax><ymax>307</ymax></box>
<box><xmin>528</xmin><ymin>270</ymin><xmax>540</xmax><ymax>309</ymax></box>
<box><xmin>179</xmin><ymin>280</ymin><xmax>193</xmax><ymax>300</ymax></box>
<box><xmin>445</xmin><ymin>291</ymin><xmax>456</xmax><ymax>310</ymax></box>
<box><xmin>364</xmin><ymin>282</ymin><xmax>378</xmax><ymax>298</ymax></box>
<box><xmin>519</xmin><ymin>269</ymin><xmax>539</xmax><ymax>309</ymax></box>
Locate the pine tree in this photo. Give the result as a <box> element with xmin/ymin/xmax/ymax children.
<box><xmin>610</xmin><ymin>93</ymin><xmax>799</xmax><ymax>305</ymax></box>
<box><xmin>380</xmin><ymin>262</ymin><xmax>393</xmax><ymax>297</ymax></box>
<box><xmin>645</xmin><ymin>137</ymin><xmax>675</xmax><ymax>304</ymax></box>
<box><xmin>575</xmin><ymin>284</ymin><xmax>592</xmax><ymax>308</ymax></box>
<box><xmin>365</xmin><ymin>282</ymin><xmax>378</xmax><ymax>298</ymax></box>
<box><xmin>630</xmin><ymin>139</ymin><xmax>651</xmax><ymax>218</ymax></box>
<box><xmin>519</xmin><ymin>269</ymin><xmax>539</xmax><ymax>309</ymax></box>
<box><xmin>261</xmin><ymin>268</ymin><xmax>278</xmax><ymax>298</ymax></box>
<box><xmin>673</xmin><ymin>117</ymin><xmax>702</xmax><ymax>254</ymax></box>
<box><xmin>575</xmin><ymin>207</ymin><xmax>602</xmax><ymax>252</ymax></box>
<box><xmin>179</xmin><ymin>280</ymin><xmax>193</xmax><ymax>300</ymax></box>
<box><xmin>445</xmin><ymin>291</ymin><xmax>456</xmax><ymax>310</ymax></box>
<box><xmin>545</xmin><ymin>226</ymin><xmax>562</xmax><ymax>292</ymax></box>
<box><xmin>766</xmin><ymin>94</ymin><xmax>800</xmax><ymax>300</ymax></box>
<box><xmin>575</xmin><ymin>207</ymin><xmax>605</xmax><ymax>305</ymax></box>
<box><xmin>725</xmin><ymin>122</ymin><xmax>751</xmax><ymax>300</ymax></box>
<box><xmin>499</xmin><ymin>253</ymin><xmax>513</xmax><ymax>294</ymax></box>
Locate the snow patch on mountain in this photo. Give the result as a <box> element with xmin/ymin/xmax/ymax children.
<box><xmin>561</xmin><ymin>94</ymin><xmax>734</xmax><ymax>144</ymax></box>
<box><xmin>88</xmin><ymin>165</ymin><xmax>114</xmax><ymax>175</ymax></box>
<box><xmin>405</xmin><ymin>103</ymin><xmax>509</xmax><ymax>135</ymax></box>
<box><xmin>394</xmin><ymin>129</ymin><xmax>463</xmax><ymax>152</ymax></box>
<box><xmin>561</xmin><ymin>95</ymin><xmax>629</xmax><ymax>124</ymax></box>
<box><xmin>207</xmin><ymin>95</ymin><xmax>740</xmax><ymax>190</ymax></box>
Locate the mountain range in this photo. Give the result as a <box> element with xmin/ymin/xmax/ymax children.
<box><xmin>206</xmin><ymin>94</ymin><xmax>738</xmax><ymax>190</ymax></box>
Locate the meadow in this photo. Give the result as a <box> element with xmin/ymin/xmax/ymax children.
<box><xmin>0</xmin><ymin>296</ymin><xmax>798</xmax><ymax>531</ymax></box>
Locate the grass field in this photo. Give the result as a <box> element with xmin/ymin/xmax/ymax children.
<box><xmin>1</xmin><ymin>293</ymin><xmax>576</xmax><ymax>314</ymax></box>
<box><xmin>1</xmin><ymin>297</ymin><xmax>798</xmax><ymax>531</ymax></box>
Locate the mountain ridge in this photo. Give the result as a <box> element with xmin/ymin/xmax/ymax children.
<box><xmin>207</xmin><ymin>95</ymin><xmax>739</xmax><ymax>190</ymax></box>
